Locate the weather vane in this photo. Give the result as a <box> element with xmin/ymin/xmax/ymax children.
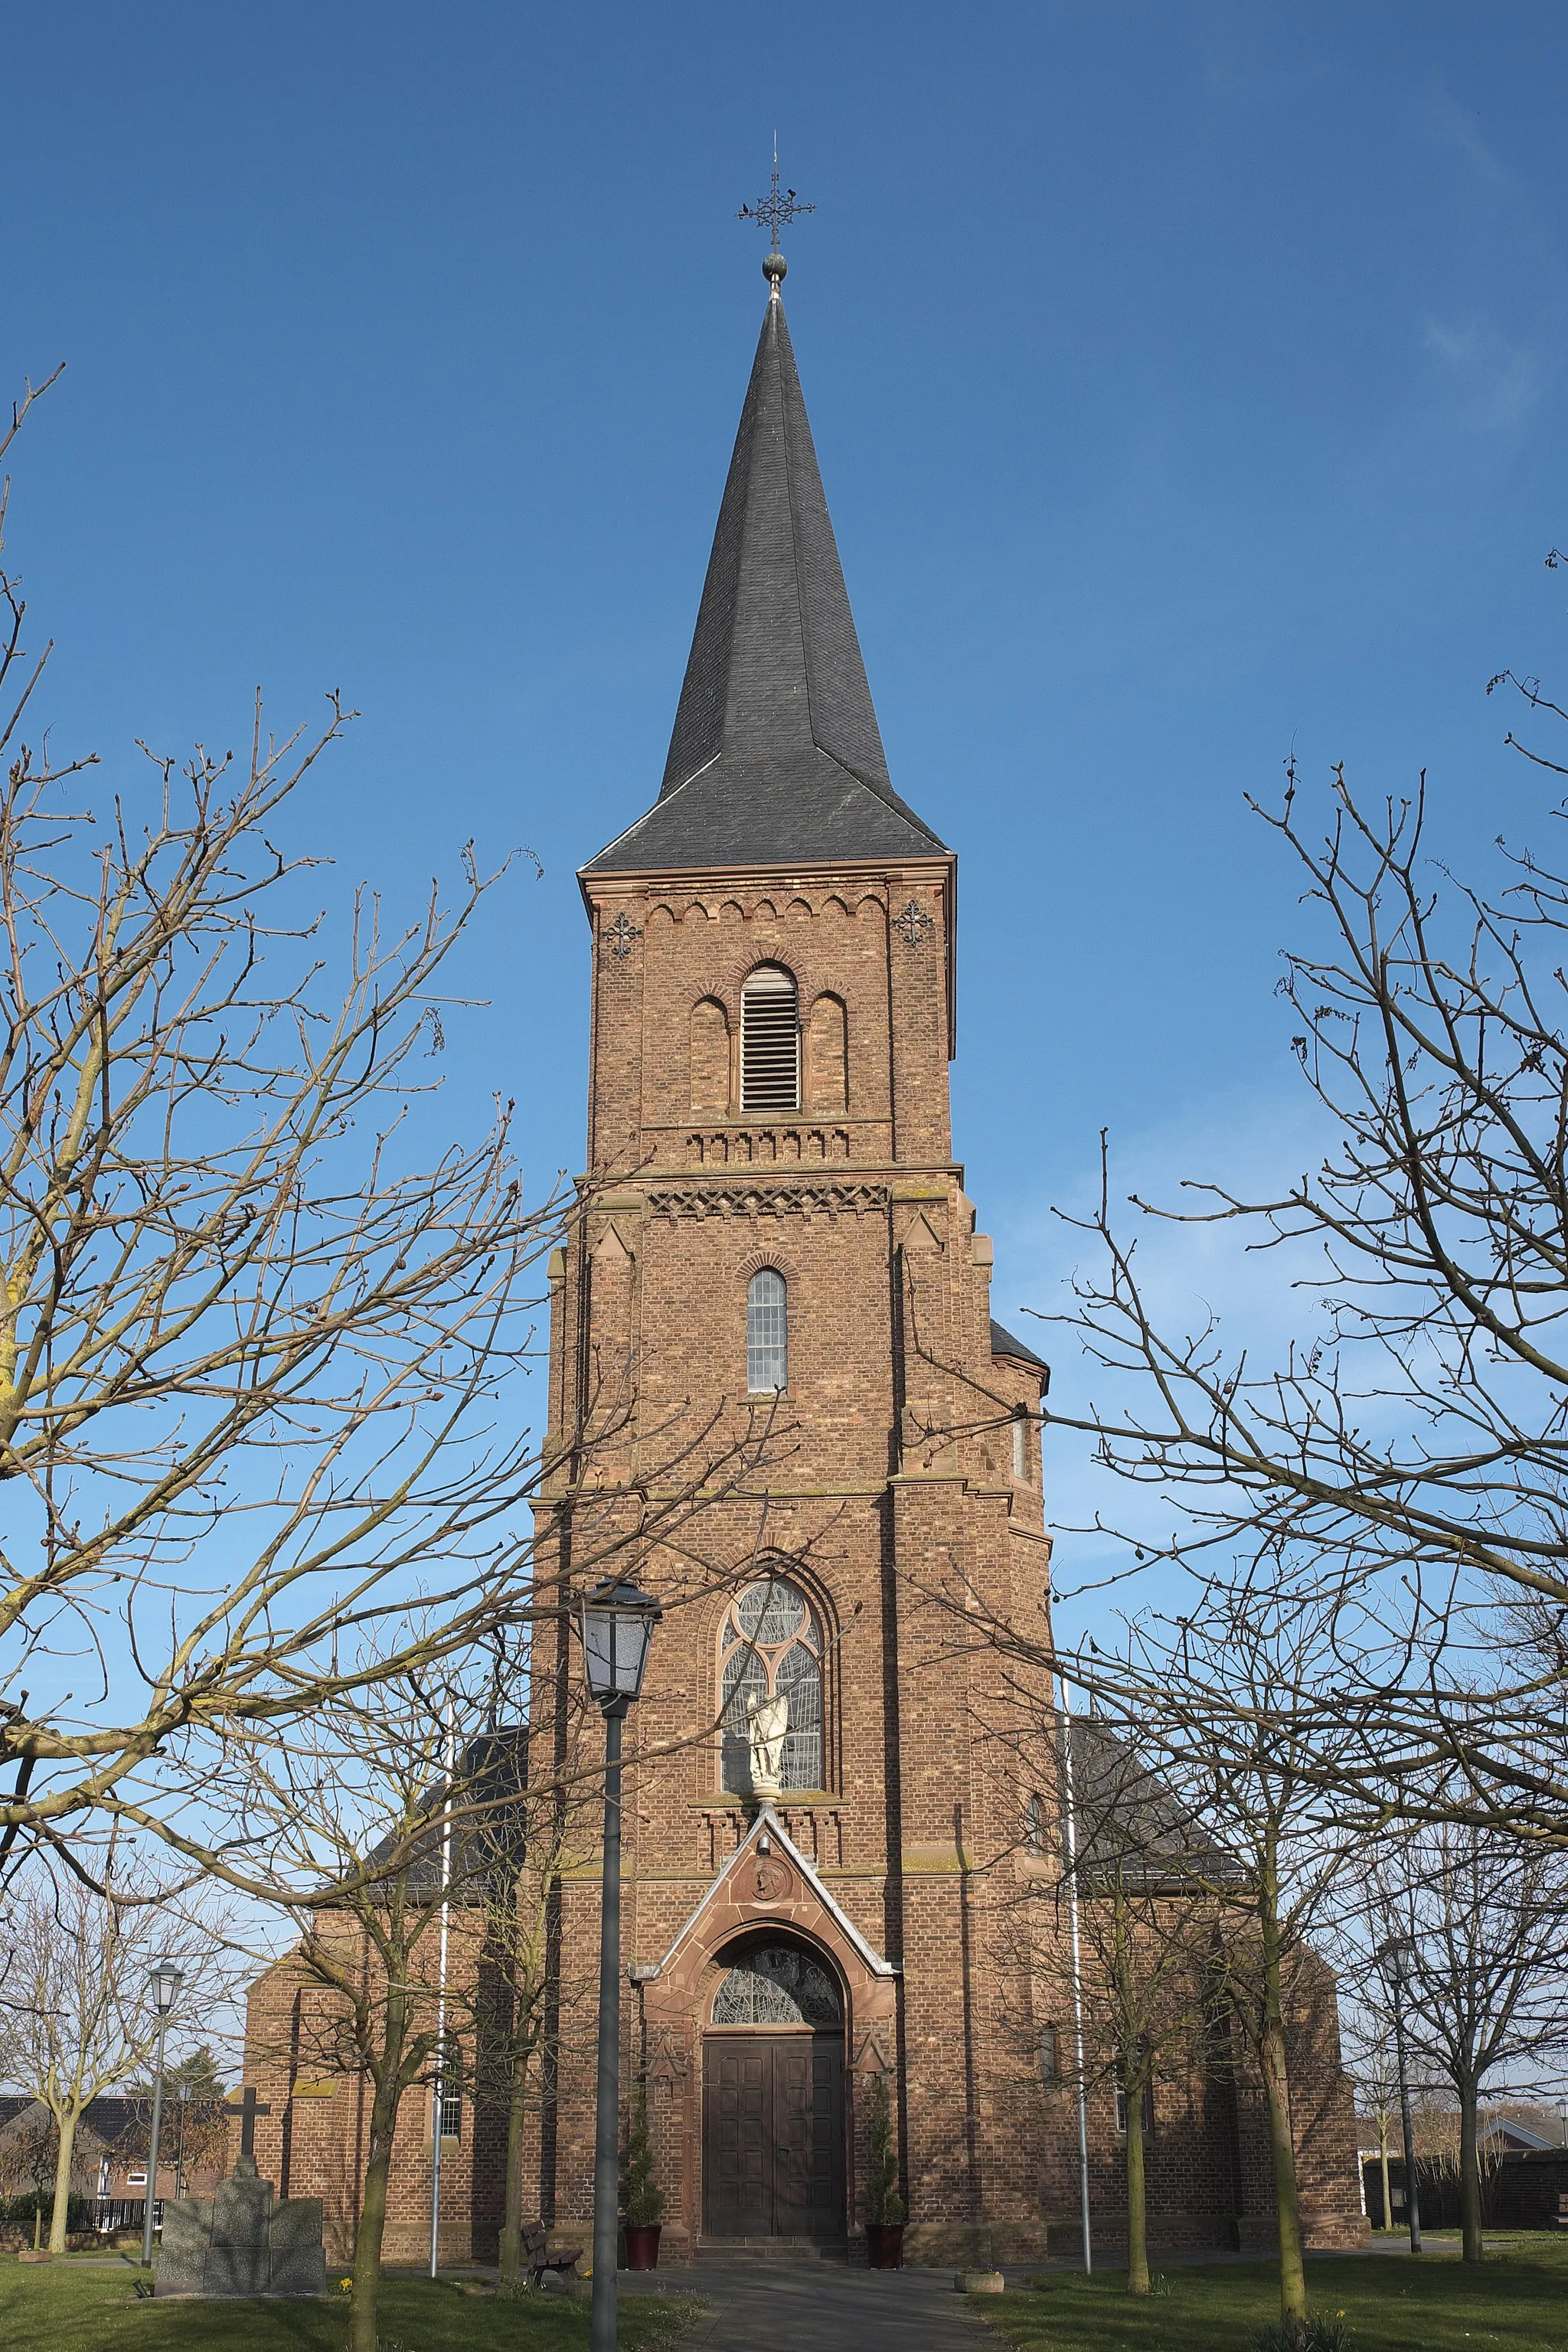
<box><xmin>738</xmin><ymin>134</ymin><xmax>813</xmax><ymax>295</ymax></box>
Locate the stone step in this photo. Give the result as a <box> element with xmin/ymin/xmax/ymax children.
<box><xmin>694</xmin><ymin>2236</ymin><xmax>852</xmax><ymax>2265</ymax></box>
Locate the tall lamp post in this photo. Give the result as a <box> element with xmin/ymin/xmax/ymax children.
<box><xmin>1378</xmin><ymin>1937</ymin><xmax>1422</xmax><ymax>2255</ymax></box>
<box><xmin>139</xmin><ymin>1959</ymin><xmax>185</xmax><ymax>2269</ymax></box>
<box><xmin>579</xmin><ymin>1579</ymin><xmax>662</xmax><ymax>2352</ymax></box>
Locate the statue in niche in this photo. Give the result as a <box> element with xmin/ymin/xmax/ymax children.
<box><xmin>746</xmin><ymin>1690</ymin><xmax>789</xmax><ymax>1798</ymax></box>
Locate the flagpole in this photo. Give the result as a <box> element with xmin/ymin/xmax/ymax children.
<box><xmin>1060</xmin><ymin>1674</ymin><xmax>1093</xmax><ymax>2275</ymax></box>
<box><xmin>430</xmin><ymin>1714</ymin><xmax>456</xmax><ymax>2279</ymax></box>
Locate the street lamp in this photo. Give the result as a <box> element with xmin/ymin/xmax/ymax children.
<box><xmin>1377</xmin><ymin>1937</ymin><xmax>1421</xmax><ymax>2256</ymax></box>
<box><xmin>578</xmin><ymin>1580</ymin><xmax>662</xmax><ymax>2352</ymax></box>
<box><xmin>139</xmin><ymin>1959</ymin><xmax>185</xmax><ymax>2269</ymax></box>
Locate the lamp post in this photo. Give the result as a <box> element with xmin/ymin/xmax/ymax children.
<box><xmin>1378</xmin><ymin>1937</ymin><xmax>1421</xmax><ymax>2255</ymax></box>
<box><xmin>579</xmin><ymin>1579</ymin><xmax>662</xmax><ymax>2352</ymax></box>
<box><xmin>139</xmin><ymin>1959</ymin><xmax>185</xmax><ymax>2269</ymax></box>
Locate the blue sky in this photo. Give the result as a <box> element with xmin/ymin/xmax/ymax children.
<box><xmin>8</xmin><ymin>2</ymin><xmax>1568</xmax><ymax>1627</ymax></box>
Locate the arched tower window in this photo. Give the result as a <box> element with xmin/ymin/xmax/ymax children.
<box><xmin>720</xmin><ymin>1573</ymin><xmax>825</xmax><ymax>1792</ymax></box>
<box><xmin>746</xmin><ymin>1268</ymin><xmax>787</xmax><ymax>1393</ymax></box>
<box><xmin>740</xmin><ymin>964</ymin><xmax>799</xmax><ymax>1112</ymax></box>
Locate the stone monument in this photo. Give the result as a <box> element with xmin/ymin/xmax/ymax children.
<box><xmin>155</xmin><ymin>2085</ymin><xmax>326</xmax><ymax>2298</ymax></box>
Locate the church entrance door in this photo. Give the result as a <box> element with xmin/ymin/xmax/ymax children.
<box><xmin>702</xmin><ymin>2034</ymin><xmax>844</xmax><ymax>2236</ymax></box>
<box><xmin>701</xmin><ymin>1941</ymin><xmax>846</xmax><ymax>2240</ymax></box>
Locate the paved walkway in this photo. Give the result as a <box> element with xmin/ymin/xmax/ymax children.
<box><xmin>621</xmin><ymin>2263</ymin><xmax>994</xmax><ymax>2351</ymax></box>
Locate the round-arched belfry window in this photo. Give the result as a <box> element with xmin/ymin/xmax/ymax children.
<box><xmin>740</xmin><ymin>964</ymin><xmax>799</xmax><ymax>1113</ymax></box>
<box><xmin>720</xmin><ymin>1574</ymin><xmax>824</xmax><ymax>1793</ymax></box>
<box><xmin>711</xmin><ymin>1944</ymin><xmax>841</xmax><ymax>2028</ymax></box>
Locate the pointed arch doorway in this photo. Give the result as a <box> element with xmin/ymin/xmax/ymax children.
<box><xmin>701</xmin><ymin>1936</ymin><xmax>846</xmax><ymax>2241</ymax></box>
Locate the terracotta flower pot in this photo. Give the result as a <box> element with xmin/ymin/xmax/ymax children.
<box><xmin>624</xmin><ymin>2223</ymin><xmax>662</xmax><ymax>2271</ymax></box>
<box><xmin>866</xmin><ymin>2223</ymin><xmax>904</xmax><ymax>2269</ymax></box>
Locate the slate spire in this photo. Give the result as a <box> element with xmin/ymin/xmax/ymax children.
<box><xmin>583</xmin><ymin>289</ymin><xmax>946</xmax><ymax>874</ymax></box>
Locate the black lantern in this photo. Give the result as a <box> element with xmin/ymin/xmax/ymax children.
<box><xmin>578</xmin><ymin>1579</ymin><xmax>662</xmax><ymax>1715</ymax></box>
<box><xmin>149</xmin><ymin>1960</ymin><xmax>184</xmax><ymax>2016</ymax></box>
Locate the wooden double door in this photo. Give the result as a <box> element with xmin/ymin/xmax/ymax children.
<box><xmin>701</xmin><ymin>2031</ymin><xmax>845</xmax><ymax>2239</ymax></box>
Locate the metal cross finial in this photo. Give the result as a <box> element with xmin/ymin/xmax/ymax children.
<box><xmin>601</xmin><ymin>910</ymin><xmax>642</xmax><ymax>961</ymax></box>
<box><xmin>738</xmin><ymin>134</ymin><xmax>813</xmax><ymax>294</ymax></box>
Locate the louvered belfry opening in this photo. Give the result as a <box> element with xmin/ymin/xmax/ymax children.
<box><xmin>740</xmin><ymin>965</ymin><xmax>800</xmax><ymax>1113</ymax></box>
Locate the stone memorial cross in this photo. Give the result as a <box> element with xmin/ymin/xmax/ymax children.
<box><xmin>234</xmin><ymin>2084</ymin><xmax>271</xmax><ymax>2162</ymax></box>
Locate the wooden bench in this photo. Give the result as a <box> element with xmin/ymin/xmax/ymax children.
<box><xmin>520</xmin><ymin>2224</ymin><xmax>584</xmax><ymax>2290</ymax></box>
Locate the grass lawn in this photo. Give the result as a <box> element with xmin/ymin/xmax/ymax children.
<box><xmin>972</xmin><ymin>2239</ymin><xmax>1568</xmax><ymax>2351</ymax></box>
<box><xmin>0</xmin><ymin>2257</ymin><xmax>704</xmax><ymax>2352</ymax></box>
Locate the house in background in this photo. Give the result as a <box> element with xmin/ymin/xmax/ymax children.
<box><xmin>0</xmin><ymin>2094</ymin><xmax>226</xmax><ymax>2233</ymax></box>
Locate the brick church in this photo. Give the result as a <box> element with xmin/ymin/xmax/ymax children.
<box><xmin>237</xmin><ymin>248</ymin><xmax>1365</xmax><ymax>2268</ymax></box>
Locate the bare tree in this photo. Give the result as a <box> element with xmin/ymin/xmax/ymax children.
<box><xmin>222</xmin><ymin>1653</ymin><xmax>502</xmax><ymax>2352</ymax></box>
<box><xmin>1364</xmin><ymin>1819</ymin><xmax>1568</xmax><ymax>2260</ymax></box>
<box><xmin>1040</xmin><ymin>1723</ymin><xmax>1219</xmax><ymax>2297</ymax></box>
<box><xmin>1040</xmin><ymin>691</ymin><xmax>1568</xmax><ymax>1847</ymax></box>
<box><xmin>974</xmin><ymin>1581</ymin><xmax>1360</xmax><ymax>2330</ymax></box>
<box><xmin>0</xmin><ymin>2103</ymin><xmax>64</xmax><ymax>2246</ymax></box>
<box><xmin>0</xmin><ymin>1847</ymin><xmax>238</xmax><ymax>2252</ymax></box>
<box><xmin>0</xmin><ymin>371</ymin><xmax>603</xmax><ymax>1870</ymax></box>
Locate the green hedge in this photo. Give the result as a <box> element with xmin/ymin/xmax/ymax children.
<box><xmin>0</xmin><ymin>2193</ymin><xmax>100</xmax><ymax>2233</ymax></box>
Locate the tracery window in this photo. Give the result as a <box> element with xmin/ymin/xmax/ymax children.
<box><xmin>741</xmin><ymin>964</ymin><xmax>799</xmax><ymax>1112</ymax></box>
<box><xmin>719</xmin><ymin>1573</ymin><xmax>825</xmax><ymax>1793</ymax></box>
<box><xmin>711</xmin><ymin>1943</ymin><xmax>841</xmax><ymax>2027</ymax></box>
<box><xmin>746</xmin><ymin>1268</ymin><xmax>787</xmax><ymax>1393</ymax></box>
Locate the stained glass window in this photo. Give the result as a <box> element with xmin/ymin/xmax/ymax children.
<box><xmin>710</xmin><ymin>1943</ymin><xmax>841</xmax><ymax>2027</ymax></box>
<box><xmin>719</xmin><ymin>1573</ymin><xmax>825</xmax><ymax>1792</ymax></box>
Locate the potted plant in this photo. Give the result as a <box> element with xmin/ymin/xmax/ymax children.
<box><xmin>622</xmin><ymin>2088</ymin><xmax>665</xmax><ymax>2270</ymax></box>
<box><xmin>864</xmin><ymin>2074</ymin><xmax>906</xmax><ymax>2268</ymax></box>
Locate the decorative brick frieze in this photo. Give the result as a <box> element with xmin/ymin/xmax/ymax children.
<box><xmin>646</xmin><ymin>1181</ymin><xmax>890</xmax><ymax>1223</ymax></box>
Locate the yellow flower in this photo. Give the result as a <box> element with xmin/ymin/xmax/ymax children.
<box><xmin>338</xmin><ymin>2277</ymin><xmax>353</xmax><ymax>2293</ymax></box>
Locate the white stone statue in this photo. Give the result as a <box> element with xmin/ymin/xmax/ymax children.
<box><xmin>746</xmin><ymin>1690</ymin><xmax>789</xmax><ymax>1798</ymax></box>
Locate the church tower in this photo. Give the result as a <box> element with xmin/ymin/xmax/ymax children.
<box><xmin>538</xmin><ymin>246</ymin><xmax>1057</xmax><ymax>2265</ymax></box>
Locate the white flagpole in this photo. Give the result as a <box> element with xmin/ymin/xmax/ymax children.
<box><xmin>1060</xmin><ymin>1674</ymin><xmax>1093</xmax><ymax>2275</ymax></box>
<box><xmin>430</xmin><ymin>1713</ymin><xmax>456</xmax><ymax>2280</ymax></box>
